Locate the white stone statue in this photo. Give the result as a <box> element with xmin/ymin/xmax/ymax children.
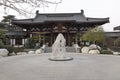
<box><xmin>50</xmin><ymin>33</ymin><xmax>66</xmax><ymax>59</ymax></box>
<box><xmin>49</xmin><ymin>33</ymin><xmax>73</xmax><ymax>61</ymax></box>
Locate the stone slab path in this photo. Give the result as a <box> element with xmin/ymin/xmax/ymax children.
<box><xmin>0</xmin><ymin>53</ymin><xmax>120</xmax><ymax>80</ymax></box>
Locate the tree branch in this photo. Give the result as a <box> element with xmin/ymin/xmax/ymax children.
<box><xmin>0</xmin><ymin>0</ymin><xmax>62</xmax><ymax>16</ymax></box>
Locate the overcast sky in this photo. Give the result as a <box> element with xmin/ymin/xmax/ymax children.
<box><xmin>0</xmin><ymin>0</ymin><xmax>120</xmax><ymax>31</ymax></box>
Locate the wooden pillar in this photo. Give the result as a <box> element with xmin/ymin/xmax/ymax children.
<box><xmin>38</xmin><ymin>34</ymin><xmax>41</xmax><ymax>43</ymax></box>
<box><xmin>13</xmin><ymin>39</ymin><xmax>15</xmax><ymax>46</ymax></box>
<box><xmin>24</xmin><ymin>38</ymin><xmax>25</xmax><ymax>47</ymax></box>
<box><xmin>66</xmin><ymin>27</ymin><xmax>69</xmax><ymax>46</ymax></box>
<box><xmin>57</xmin><ymin>23</ymin><xmax>63</xmax><ymax>32</ymax></box>
<box><xmin>10</xmin><ymin>39</ymin><xmax>13</xmax><ymax>46</ymax></box>
<box><xmin>50</xmin><ymin>26</ymin><xmax>53</xmax><ymax>46</ymax></box>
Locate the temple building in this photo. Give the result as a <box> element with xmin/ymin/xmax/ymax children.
<box><xmin>10</xmin><ymin>10</ymin><xmax>109</xmax><ymax>47</ymax></box>
<box><xmin>114</xmin><ymin>25</ymin><xmax>120</xmax><ymax>30</ymax></box>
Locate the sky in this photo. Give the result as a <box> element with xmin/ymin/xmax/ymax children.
<box><xmin>0</xmin><ymin>0</ymin><xmax>120</xmax><ymax>31</ymax></box>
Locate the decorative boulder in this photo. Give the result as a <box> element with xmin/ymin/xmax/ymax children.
<box><xmin>0</xmin><ymin>49</ymin><xmax>9</xmax><ymax>57</ymax></box>
<box><xmin>97</xmin><ymin>45</ymin><xmax>101</xmax><ymax>50</ymax></box>
<box><xmin>113</xmin><ymin>52</ymin><xmax>120</xmax><ymax>55</ymax></box>
<box><xmin>41</xmin><ymin>44</ymin><xmax>46</xmax><ymax>49</ymax></box>
<box><xmin>81</xmin><ymin>47</ymin><xmax>89</xmax><ymax>54</ymax></box>
<box><xmin>40</xmin><ymin>45</ymin><xmax>46</xmax><ymax>53</ymax></box>
<box><xmin>73</xmin><ymin>44</ymin><xmax>81</xmax><ymax>53</ymax></box>
<box><xmin>89</xmin><ymin>44</ymin><xmax>98</xmax><ymax>50</ymax></box>
<box><xmin>89</xmin><ymin>50</ymin><xmax>100</xmax><ymax>54</ymax></box>
<box><xmin>9</xmin><ymin>52</ymin><xmax>16</xmax><ymax>56</ymax></box>
<box><xmin>35</xmin><ymin>49</ymin><xmax>42</xmax><ymax>54</ymax></box>
<box><xmin>89</xmin><ymin>44</ymin><xmax>101</xmax><ymax>50</ymax></box>
<box><xmin>28</xmin><ymin>51</ymin><xmax>35</xmax><ymax>54</ymax></box>
<box><xmin>17</xmin><ymin>52</ymin><xmax>27</xmax><ymax>55</ymax></box>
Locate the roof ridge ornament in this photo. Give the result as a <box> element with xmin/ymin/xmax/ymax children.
<box><xmin>81</xmin><ymin>9</ymin><xmax>84</xmax><ymax>14</ymax></box>
<box><xmin>36</xmin><ymin>10</ymin><xmax>39</xmax><ymax>14</ymax></box>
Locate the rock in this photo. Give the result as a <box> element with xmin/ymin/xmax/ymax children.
<box><xmin>40</xmin><ymin>45</ymin><xmax>46</xmax><ymax>53</ymax></box>
<box><xmin>97</xmin><ymin>46</ymin><xmax>101</xmax><ymax>50</ymax></box>
<box><xmin>113</xmin><ymin>52</ymin><xmax>120</xmax><ymax>55</ymax></box>
<box><xmin>0</xmin><ymin>49</ymin><xmax>9</xmax><ymax>57</ymax></box>
<box><xmin>81</xmin><ymin>47</ymin><xmax>89</xmax><ymax>54</ymax></box>
<box><xmin>41</xmin><ymin>45</ymin><xmax>46</xmax><ymax>49</ymax></box>
<box><xmin>28</xmin><ymin>51</ymin><xmax>35</xmax><ymax>54</ymax></box>
<box><xmin>89</xmin><ymin>44</ymin><xmax>101</xmax><ymax>50</ymax></box>
<box><xmin>89</xmin><ymin>44</ymin><xmax>98</xmax><ymax>50</ymax></box>
<box><xmin>35</xmin><ymin>49</ymin><xmax>42</xmax><ymax>54</ymax></box>
<box><xmin>73</xmin><ymin>44</ymin><xmax>81</xmax><ymax>53</ymax></box>
<box><xmin>9</xmin><ymin>52</ymin><xmax>16</xmax><ymax>56</ymax></box>
<box><xmin>89</xmin><ymin>50</ymin><xmax>100</xmax><ymax>54</ymax></box>
<box><xmin>17</xmin><ymin>52</ymin><xmax>27</xmax><ymax>55</ymax></box>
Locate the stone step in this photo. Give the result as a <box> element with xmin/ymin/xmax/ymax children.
<box><xmin>44</xmin><ymin>47</ymin><xmax>76</xmax><ymax>53</ymax></box>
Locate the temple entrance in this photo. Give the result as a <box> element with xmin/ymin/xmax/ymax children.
<box><xmin>45</xmin><ymin>32</ymin><xmax>76</xmax><ymax>46</ymax></box>
<box><xmin>31</xmin><ymin>32</ymin><xmax>45</xmax><ymax>47</ymax></box>
<box><xmin>11</xmin><ymin>10</ymin><xmax>109</xmax><ymax>47</ymax></box>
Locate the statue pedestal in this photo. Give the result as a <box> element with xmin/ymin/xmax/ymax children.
<box><xmin>49</xmin><ymin>57</ymin><xmax>73</xmax><ymax>61</ymax></box>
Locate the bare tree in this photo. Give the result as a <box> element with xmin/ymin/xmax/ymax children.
<box><xmin>0</xmin><ymin>0</ymin><xmax>62</xmax><ymax>15</ymax></box>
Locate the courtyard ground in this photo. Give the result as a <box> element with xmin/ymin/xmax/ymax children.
<box><xmin>0</xmin><ymin>53</ymin><xmax>120</xmax><ymax>80</ymax></box>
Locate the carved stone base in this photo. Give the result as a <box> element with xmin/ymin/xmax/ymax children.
<box><xmin>49</xmin><ymin>57</ymin><xmax>73</xmax><ymax>61</ymax></box>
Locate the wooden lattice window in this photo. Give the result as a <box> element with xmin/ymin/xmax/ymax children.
<box><xmin>15</xmin><ymin>38</ymin><xmax>22</xmax><ymax>45</ymax></box>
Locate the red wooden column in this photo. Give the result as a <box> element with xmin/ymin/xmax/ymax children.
<box><xmin>67</xmin><ymin>30</ymin><xmax>70</xmax><ymax>46</ymax></box>
<box><xmin>50</xmin><ymin>28</ymin><xmax>53</xmax><ymax>46</ymax></box>
<box><xmin>57</xmin><ymin>23</ymin><xmax>63</xmax><ymax>32</ymax></box>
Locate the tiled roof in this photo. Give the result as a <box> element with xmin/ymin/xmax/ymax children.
<box><xmin>11</xmin><ymin>10</ymin><xmax>109</xmax><ymax>27</ymax></box>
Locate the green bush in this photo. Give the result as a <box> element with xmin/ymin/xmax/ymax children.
<box><xmin>2</xmin><ymin>45</ymin><xmax>25</xmax><ymax>56</ymax></box>
<box><xmin>101</xmin><ymin>46</ymin><xmax>107</xmax><ymax>50</ymax></box>
<box><xmin>24</xmin><ymin>38</ymin><xmax>36</xmax><ymax>49</ymax></box>
<box><xmin>2</xmin><ymin>38</ymin><xmax>10</xmax><ymax>45</ymax></box>
<box><xmin>100</xmin><ymin>50</ymin><xmax>113</xmax><ymax>54</ymax></box>
<box><xmin>0</xmin><ymin>40</ymin><xmax>4</xmax><ymax>48</ymax></box>
<box><xmin>13</xmin><ymin>47</ymin><xmax>24</xmax><ymax>53</ymax></box>
<box><xmin>3</xmin><ymin>45</ymin><xmax>15</xmax><ymax>53</ymax></box>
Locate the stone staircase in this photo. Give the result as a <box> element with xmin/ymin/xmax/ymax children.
<box><xmin>44</xmin><ymin>47</ymin><xmax>76</xmax><ymax>53</ymax></box>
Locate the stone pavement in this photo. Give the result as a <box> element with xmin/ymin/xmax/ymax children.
<box><xmin>0</xmin><ymin>53</ymin><xmax>120</xmax><ymax>80</ymax></box>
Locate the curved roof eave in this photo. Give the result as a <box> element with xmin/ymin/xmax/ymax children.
<box><xmin>114</xmin><ymin>26</ymin><xmax>120</xmax><ymax>30</ymax></box>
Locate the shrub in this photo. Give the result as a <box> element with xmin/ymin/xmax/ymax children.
<box><xmin>24</xmin><ymin>38</ymin><xmax>36</xmax><ymax>49</ymax></box>
<box><xmin>0</xmin><ymin>39</ymin><xmax>4</xmax><ymax>48</ymax></box>
<box><xmin>101</xmin><ymin>45</ymin><xmax>107</xmax><ymax>50</ymax></box>
<box><xmin>2</xmin><ymin>45</ymin><xmax>25</xmax><ymax>56</ymax></box>
<box><xmin>13</xmin><ymin>47</ymin><xmax>24</xmax><ymax>53</ymax></box>
<box><xmin>100</xmin><ymin>50</ymin><xmax>113</xmax><ymax>54</ymax></box>
<box><xmin>3</xmin><ymin>45</ymin><xmax>15</xmax><ymax>53</ymax></box>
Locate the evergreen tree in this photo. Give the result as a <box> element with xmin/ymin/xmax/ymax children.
<box><xmin>2</xmin><ymin>15</ymin><xmax>15</xmax><ymax>23</ymax></box>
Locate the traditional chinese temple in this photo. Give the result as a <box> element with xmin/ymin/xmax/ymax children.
<box><xmin>10</xmin><ymin>10</ymin><xmax>109</xmax><ymax>47</ymax></box>
<box><xmin>114</xmin><ymin>26</ymin><xmax>120</xmax><ymax>30</ymax></box>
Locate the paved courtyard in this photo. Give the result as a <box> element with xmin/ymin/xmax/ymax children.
<box><xmin>0</xmin><ymin>53</ymin><xmax>120</xmax><ymax>80</ymax></box>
